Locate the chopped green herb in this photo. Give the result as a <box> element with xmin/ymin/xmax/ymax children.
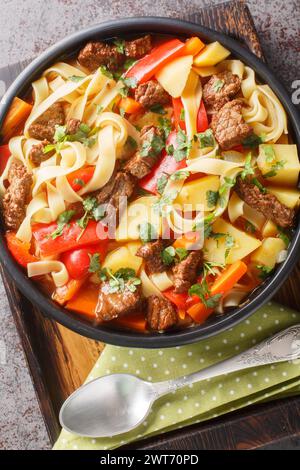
<box><xmin>256</xmin><ymin>264</ymin><xmax>273</xmax><ymax>280</ymax></box>
<box><xmin>219</xmin><ymin>176</ymin><xmax>236</xmax><ymax>207</ymax></box>
<box><xmin>99</xmin><ymin>66</ymin><xmax>114</xmax><ymax>79</ymax></box>
<box><xmin>113</xmin><ymin>38</ymin><xmax>125</xmax><ymax>53</ymax></box>
<box><xmin>242</xmin><ymin>133</ymin><xmax>264</xmax><ymax>148</ymax></box>
<box><xmin>50</xmin><ymin>210</ymin><xmax>75</xmax><ymax>239</ymax></box>
<box><xmin>225</xmin><ymin>233</ymin><xmax>235</xmax><ymax>260</ymax></box>
<box><xmin>203</xmin><ymin>261</ymin><xmax>225</xmax><ymax>277</ymax></box>
<box><xmin>180</xmin><ymin>108</ymin><xmax>185</xmax><ymax>121</ymax></box>
<box><xmin>263</xmin><ymin>144</ymin><xmax>276</xmax><ymax>163</ymax></box>
<box><xmin>149</xmin><ymin>104</ymin><xmax>167</xmax><ymax>115</ymax></box>
<box><xmin>170</xmin><ymin>170</ymin><xmax>190</xmax><ymax>181</ymax></box>
<box><xmin>126</xmin><ymin>135</ymin><xmax>137</xmax><ymax>149</ymax></box>
<box><xmin>140</xmin><ymin>132</ymin><xmax>165</xmax><ymax>159</ymax></box>
<box><xmin>119</xmin><ymin>76</ymin><xmax>138</xmax><ymax>97</ymax></box>
<box><xmin>119</xmin><ymin>107</ymin><xmax>126</xmax><ymax>117</ymax></box>
<box><xmin>161</xmin><ymin>246</ymin><xmax>176</xmax><ymax>265</ymax></box>
<box><xmin>106</xmin><ymin>268</ymin><xmax>141</xmax><ymax>293</ymax></box>
<box><xmin>172</xmin><ymin>129</ymin><xmax>191</xmax><ymax>162</ymax></box>
<box><xmin>206</xmin><ymin>190</ymin><xmax>219</xmax><ymax>208</ymax></box>
<box><xmin>69</xmin><ymin>75</ymin><xmax>85</xmax><ymax>83</ymax></box>
<box><xmin>245</xmin><ymin>220</ymin><xmax>256</xmax><ymax>234</ymax></box>
<box><xmin>95</xmin><ymin>104</ymin><xmax>104</xmax><ymax>114</ymax></box>
<box><xmin>263</xmin><ymin>160</ymin><xmax>286</xmax><ymax>178</ymax></box>
<box><xmin>124</xmin><ymin>58</ymin><xmax>137</xmax><ymax>70</ymax></box>
<box><xmin>240</xmin><ymin>153</ymin><xmax>255</xmax><ymax>179</ymax></box>
<box><xmin>93</xmin><ymin>204</ymin><xmax>106</xmax><ymax>222</ymax></box>
<box><xmin>153</xmin><ymin>190</ymin><xmax>178</xmax><ymax>215</ymax></box>
<box><xmin>189</xmin><ymin>279</ymin><xmax>222</xmax><ymax>308</ymax></box>
<box><xmin>213</xmin><ymin>79</ymin><xmax>224</xmax><ymax>92</ymax></box>
<box><xmin>196</xmin><ymin>128</ymin><xmax>215</xmax><ymax>149</ymax></box>
<box><xmin>157</xmin><ymin>117</ymin><xmax>172</xmax><ymax>139</ymax></box>
<box><xmin>175</xmin><ymin>247</ymin><xmax>189</xmax><ymax>262</ymax></box>
<box><xmin>139</xmin><ymin>222</ymin><xmax>157</xmax><ymax>243</ymax></box>
<box><xmin>277</xmin><ymin>227</ymin><xmax>290</xmax><ymax>247</ymax></box>
<box><xmin>252</xmin><ymin>177</ymin><xmax>267</xmax><ymax>194</ymax></box>
<box><xmin>73</xmin><ymin>178</ymin><xmax>85</xmax><ymax>187</ymax></box>
<box><xmin>156</xmin><ymin>174</ymin><xmax>169</xmax><ymax>195</ymax></box>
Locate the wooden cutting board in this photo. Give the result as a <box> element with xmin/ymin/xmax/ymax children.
<box><xmin>1</xmin><ymin>0</ymin><xmax>300</xmax><ymax>450</ymax></box>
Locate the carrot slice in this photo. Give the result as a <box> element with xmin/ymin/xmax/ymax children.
<box><xmin>182</xmin><ymin>37</ymin><xmax>205</xmax><ymax>56</ymax></box>
<box><xmin>66</xmin><ymin>284</ymin><xmax>98</xmax><ymax>319</ymax></box>
<box><xmin>1</xmin><ymin>97</ymin><xmax>32</xmax><ymax>142</ymax></box>
<box><xmin>53</xmin><ymin>278</ymin><xmax>86</xmax><ymax>305</ymax></box>
<box><xmin>187</xmin><ymin>260</ymin><xmax>248</xmax><ymax>323</ymax></box>
<box><xmin>119</xmin><ymin>97</ymin><xmax>142</xmax><ymax>114</ymax></box>
<box><xmin>112</xmin><ymin>313</ymin><xmax>147</xmax><ymax>332</ymax></box>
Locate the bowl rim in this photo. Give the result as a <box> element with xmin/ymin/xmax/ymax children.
<box><xmin>1</xmin><ymin>16</ymin><xmax>300</xmax><ymax>348</ymax></box>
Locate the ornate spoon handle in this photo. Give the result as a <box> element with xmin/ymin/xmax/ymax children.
<box><xmin>154</xmin><ymin>324</ymin><xmax>300</xmax><ymax>396</ymax></box>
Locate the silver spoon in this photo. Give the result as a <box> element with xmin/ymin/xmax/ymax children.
<box><xmin>60</xmin><ymin>324</ymin><xmax>300</xmax><ymax>438</ymax></box>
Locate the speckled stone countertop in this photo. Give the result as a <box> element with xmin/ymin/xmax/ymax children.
<box><xmin>0</xmin><ymin>0</ymin><xmax>299</xmax><ymax>450</ymax></box>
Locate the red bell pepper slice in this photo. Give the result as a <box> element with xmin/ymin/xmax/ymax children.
<box><xmin>139</xmin><ymin>130</ymin><xmax>186</xmax><ymax>194</ymax></box>
<box><xmin>0</xmin><ymin>144</ymin><xmax>11</xmax><ymax>176</ymax></box>
<box><xmin>5</xmin><ymin>232</ymin><xmax>37</xmax><ymax>268</ymax></box>
<box><xmin>32</xmin><ymin>220</ymin><xmax>107</xmax><ymax>257</ymax></box>
<box><xmin>67</xmin><ymin>166</ymin><xmax>95</xmax><ymax>192</ymax></box>
<box><xmin>163</xmin><ymin>288</ymin><xmax>188</xmax><ymax>310</ymax></box>
<box><xmin>61</xmin><ymin>241</ymin><xmax>109</xmax><ymax>280</ymax></box>
<box><xmin>126</xmin><ymin>38</ymin><xmax>185</xmax><ymax>83</ymax></box>
<box><xmin>172</xmin><ymin>97</ymin><xmax>186</xmax><ymax>131</ymax></box>
<box><xmin>196</xmin><ymin>100</ymin><xmax>209</xmax><ymax>133</ymax></box>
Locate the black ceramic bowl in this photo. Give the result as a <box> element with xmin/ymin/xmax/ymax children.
<box><xmin>1</xmin><ymin>17</ymin><xmax>300</xmax><ymax>348</ymax></box>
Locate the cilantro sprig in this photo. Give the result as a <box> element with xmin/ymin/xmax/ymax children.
<box><xmin>50</xmin><ymin>210</ymin><xmax>75</xmax><ymax>239</ymax></box>
<box><xmin>161</xmin><ymin>246</ymin><xmax>189</xmax><ymax>265</ymax></box>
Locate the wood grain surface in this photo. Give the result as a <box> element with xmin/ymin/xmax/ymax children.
<box><xmin>0</xmin><ymin>0</ymin><xmax>299</xmax><ymax>450</ymax></box>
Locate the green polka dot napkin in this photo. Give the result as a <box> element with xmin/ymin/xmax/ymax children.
<box><xmin>54</xmin><ymin>302</ymin><xmax>300</xmax><ymax>450</ymax></box>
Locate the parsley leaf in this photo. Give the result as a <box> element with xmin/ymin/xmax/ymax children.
<box><xmin>99</xmin><ymin>66</ymin><xmax>114</xmax><ymax>79</ymax></box>
<box><xmin>140</xmin><ymin>132</ymin><xmax>165</xmax><ymax>159</ymax></box>
<box><xmin>96</xmin><ymin>104</ymin><xmax>104</xmax><ymax>114</ymax></box>
<box><xmin>73</xmin><ymin>178</ymin><xmax>85</xmax><ymax>187</ymax></box>
<box><xmin>119</xmin><ymin>76</ymin><xmax>137</xmax><ymax>97</ymax></box>
<box><xmin>161</xmin><ymin>246</ymin><xmax>176</xmax><ymax>265</ymax></box>
<box><xmin>189</xmin><ymin>279</ymin><xmax>222</xmax><ymax>308</ymax></box>
<box><xmin>69</xmin><ymin>75</ymin><xmax>85</xmax><ymax>83</ymax></box>
<box><xmin>107</xmin><ymin>268</ymin><xmax>141</xmax><ymax>293</ymax></box>
<box><xmin>156</xmin><ymin>174</ymin><xmax>169</xmax><ymax>195</ymax></box>
<box><xmin>153</xmin><ymin>190</ymin><xmax>178</xmax><ymax>215</ymax></box>
<box><xmin>175</xmin><ymin>247</ymin><xmax>189</xmax><ymax>262</ymax></box>
<box><xmin>256</xmin><ymin>264</ymin><xmax>273</xmax><ymax>280</ymax></box>
<box><xmin>124</xmin><ymin>58</ymin><xmax>137</xmax><ymax>70</ymax></box>
<box><xmin>277</xmin><ymin>227</ymin><xmax>290</xmax><ymax>247</ymax></box>
<box><xmin>225</xmin><ymin>234</ymin><xmax>235</xmax><ymax>260</ymax></box>
<box><xmin>139</xmin><ymin>222</ymin><xmax>157</xmax><ymax>243</ymax></box>
<box><xmin>206</xmin><ymin>190</ymin><xmax>219</xmax><ymax>208</ymax></box>
<box><xmin>170</xmin><ymin>170</ymin><xmax>190</xmax><ymax>181</ymax></box>
<box><xmin>213</xmin><ymin>79</ymin><xmax>224</xmax><ymax>92</ymax></box>
<box><xmin>263</xmin><ymin>160</ymin><xmax>286</xmax><ymax>178</ymax></box>
<box><xmin>203</xmin><ymin>261</ymin><xmax>225</xmax><ymax>277</ymax></box>
<box><xmin>126</xmin><ymin>135</ymin><xmax>137</xmax><ymax>150</ymax></box>
<box><xmin>252</xmin><ymin>177</ymin><xmax>267</xmax><ymax>194</ymax></box>
<box><xmin>88</xmin><ymin>253</ymin><xmax>108</xmax><ymax>280</ymax></box>
<box><xmin>219</xmin><ymin>176</ymin><xmax>236</xmax><ymax>207</ymax></box>
<box><xmin>242</xmin><ymin>133</ymin><xmax>264</xmax><ymax>148</ymax></box>
<box><xmin>196</xmin><ymin>128</ymin><xmax>215</xmax><ymax>149</ymax></box>
<box><xmin>245</xmin><ymin>220</ymin><xmax>256</xmax><ymax>233</ymax></box>
<box><xmin>50</xmin><ymin>210</ymin><xmax>75</xmax><ymax>239</ymax></box>
<box><xmin>149</xmin><ymin>104</ymin><xmax>167</xmax><ymax>115</ymax></box>
<box><xmin>113</xmin><ymin>38</ymin><xmax>125</xmax><ymax>53</ymax></box>
<box><xmin>172</xmin><ymin>129</ymin><xmax>191</xmax><ymax>162</ymax></box>
<box><xmin>157</xmin><ymin>117</ymin><xmax>172</xmax><ymax>139</ymax></box>
<box><xmin>240</xmin><ymin>153</ymin><xmax>255</xmax><ymax>179</ymax></box>
<box><xmin>262</xmin><ymin>144</ymin><xmax>276</xmax><ymax>163</ymax></box>
<box><xmin>180</xmin><ymin>108</ymin><xmax>185</xmax><ymax>121</ymax></box>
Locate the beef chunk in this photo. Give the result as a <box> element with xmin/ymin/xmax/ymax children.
<box><xmin>210</xmin><ymin>99</ymin><xmax>253</xmax><ymax>150</ymax></box>
<box><xmin>125</xmin><ymin>126</ymin><xmax>165</xmax><ymax>179</ymax></box>
<box><xmin>235</xmin><ymin>176</ymin><xmax>295</xmax><ymax>228</ymax></box>
<box><xmin>28</xmin><ymin>103</ymin><xmax>65</xmax><ymax>142</ymax></box>
<box><xmin>29</xmin><ymin>140</ymin><xmax>54</xmax><ymax>166</ymax></box>
<box><xmin>125</xmin><ymin>35</ymin><xmax>152</xmax><ymax>59</ymax></box>
<box><xmin>135</xmin><ymin>80</ymin><xmax>170</xmax><ymax>109</ymax></box>
<box><xmin>96</xmin><ymin>281</ymin><xmax>143</xmax><ymax>322</ymax></box>
<box><xmin>78</xmin><ymin>41</ymin><xmax>124</xmax><ymax>71</ymax></box>
<box><xmin>66</xmin><ymin>118</ymin><xmax>81</xmax><ymax>135</ymax></box>
<box><xmin>2</xmin><ymin>160</ymin><xmax>32</xmax><ymax>230</ymax></box>
<box><xmin>136</xmin><ymin>239</ymin><xmax>168</xmax><ymax>274</ymax></box>
<box><xmin>173</xmin><ymin>250</ymin><xmax>202</xmax><ymax>294</ymax></box>
<box><xmin>203</xmin><ymin>71</ymin><xmax>241</xmax><ymax>111</ymax></box>
<box><xmin>147</xmin><ymin>295</ymin><xmax>177</xmax><ymax>331</ymax></box>
<box><xmin>95</xmin><ymin>171</ymin><xmax>136</xmax><ymax>223</ymax></box>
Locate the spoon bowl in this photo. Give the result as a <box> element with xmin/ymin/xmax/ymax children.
<box><xmin>59</xmin><ymin>374</ymin><xmax>156</xmax><ymax>437</ymax></box>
